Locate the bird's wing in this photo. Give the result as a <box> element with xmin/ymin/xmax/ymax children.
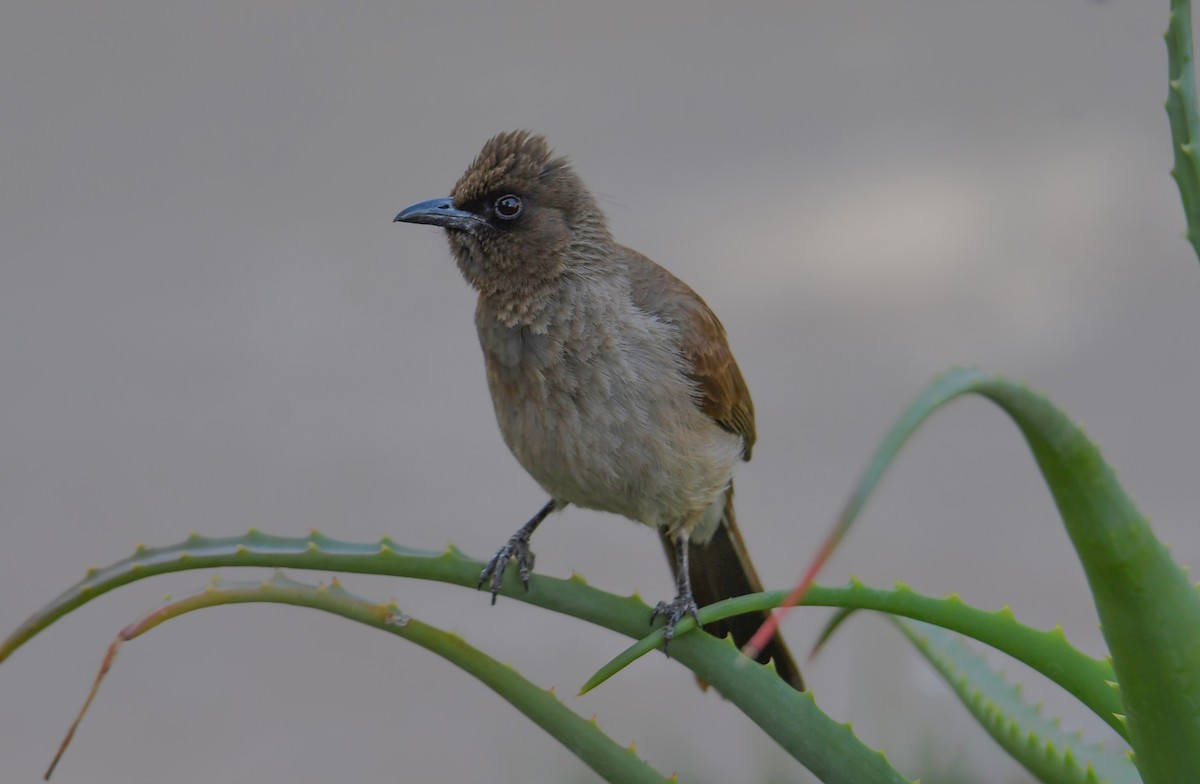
<box><xmin>621</xmin><ymin>248</ymin><xmax>756</xmax><ymax>460</ymax></box>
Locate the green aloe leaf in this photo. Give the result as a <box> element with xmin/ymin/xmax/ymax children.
<box><xmin>1166</xmin><ymin>0</ymin><xmax>1200</xmax><ymax>262</ymax></box>
<box><xmin>57</xmin><ymin>573</ymin><xmax>670</xmax><ymax>784</ymax></box>
<box><xmin>0</xmin><ymin>534</ymin><xmax>912</xmax><ymax>783</ymax></box>
<box><xmin>635</xmin><ymin>620</ymin><xmax>913</xmax><ymax>784</ymax></box>
<box><xmin>892</xmin><ymin>618</ymin><xmax>1137</xmax><ymax>784</ymax></box>
<box><xmin>790</xmin><ymin>367</ymin><xmax>1200</xmax><ymax>783</ymax></box>
<box><xmin>583</xmin><ymin>581</ymin><xmax>1123</xmax><ymax>741</ymax></box>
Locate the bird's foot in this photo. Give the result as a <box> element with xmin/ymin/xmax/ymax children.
<box><xmin>478</xmin><ymin>533</ymin><xmax>536</xmax><ymax>604</ymax></box>
<box><xmin>651</xmin><ymin>590</ymin><xmax>702</xmax><ymax>656</ymax></box>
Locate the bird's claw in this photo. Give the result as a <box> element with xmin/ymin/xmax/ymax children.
<box><xmin>478</xmin><ymin>534</ymin><xmax>536</xmax><ymax>604</ymax></box>
<box><xmin>651</xmin><ymin>592</ymin><xmax>702</xmax><ymax>656</ymax></box>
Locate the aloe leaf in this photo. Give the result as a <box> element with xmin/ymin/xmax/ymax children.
<box><xmin>810</xmin><ymin>606</ymin><xmax>856</xmax><ymax>657</ymax></box>
<box><xmin>1166</xmin><ymin>0</ymin><xmax>1200</xmax><ymax>261</ymax></box>
<box><xmin>807</xmin><ymin>367</ymin><xmax>1200</xmax><ymax>783</ymax></box>
<box><xmin>0</xmin><ymin>534</ymin><xmax>912</xmax><ymax>783</ymax></box>
<box><xmin>584</xmin><ymin>581</ymin><xmax>1123</xmax><ymax>742</ymax></box>
<box><xmin>642</xmin><ymin>623</ymin><xmax>914</xmax><ymax>784</ymax></box>
<box><xmin>76</xmin><ymin>573</ymin><xmax>671</xmax><ymax>784</ymax></box>
<box><xmin>893</xmin><ymin>618</ymin><xmax>1137</xmax><ymax>784</ymax></box>
<box><xmin>805</xmin><ymin>584</ymin><xmax>1123</xmax><ymax>739</ymax></box>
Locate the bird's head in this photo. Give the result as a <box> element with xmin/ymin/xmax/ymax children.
<box><xmin>395</xmin><ymin>131</ymin><xmax>611</xmax><ymax>303</ymax></box>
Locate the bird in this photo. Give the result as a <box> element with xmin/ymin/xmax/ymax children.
<box><xmin>393</xmin><ymin>130</ymin><xmax>803</xmax><ymax>691</ymax></box>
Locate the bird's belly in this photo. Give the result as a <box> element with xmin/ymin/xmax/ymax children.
<box><xmin>505</xmin><ymin>390</ymin><xmax>740</xmax><ymax>528</ymax></box>
<box><xmin>483</xmin><ymin>327</ymin><xmax>742</xmax><ymax>529</ymax></box>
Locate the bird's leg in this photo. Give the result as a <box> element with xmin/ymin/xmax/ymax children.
<box><xmin>478</xmin><ymin>499</ymin><xmax>557</xmax><ymax>604</ymax></box>
<box><xmin>651</xmin><ymin>534</ymin><xmax>702</xmax><ymax>656</ymax></box>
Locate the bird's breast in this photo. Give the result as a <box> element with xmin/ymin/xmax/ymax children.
<box><xmin>475</xmin><ymin>285</ymin><xmax>743</xmax><ymax>528</ymax></box>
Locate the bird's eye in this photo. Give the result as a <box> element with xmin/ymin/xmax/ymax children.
<box><xmin>494</xmin><ymin>194</ymin><xmax>523</xmax><ymax>220</ymax></box>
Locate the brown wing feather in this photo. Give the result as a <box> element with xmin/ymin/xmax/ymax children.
<box><xmin>620</xmin><ymin>247</ymin><xmax>756</xmax><ymax>459</ymax></box>
<box><xmin>624</xmin><ymin>249</ymin><xmax>799</xmax><ymax>689</ymax></box>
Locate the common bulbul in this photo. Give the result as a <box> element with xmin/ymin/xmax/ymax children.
<box><xmin>394</xmin><ymin>131</ymin><xmax>802</xmax><ymax>690</ymax></box>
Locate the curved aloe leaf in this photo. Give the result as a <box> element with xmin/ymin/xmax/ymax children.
<box><xmin>893</xmin><ymin>618</ymin><xmax>1137</xmax><ymax>784</ymax></box>
<box><xmin>0</xmin><ymin>533</ymin><xmax>911</xmax><ymax>784</ymax></box>
<box><xmin>806</xmin><ymin>590</ymin><xmax>1123</xmax><ymax>740</ymax></box>
<box><xmin>801</xmin><ymin>368</ymin><xmax>1200</xmax><ymax>783</ymax></box>
<box><xmin>583</xmin><ymin>581</ymin><xmax>1123</xmax><ymax>741</ymax></box>
<box><xmin>59</xmin><ymin>573</ymin><xmax>669</xmax><ymax>784</ymax></box>
<box><xmin>642</xmin><ymin>623</ymin><xmax>913</xmax><ymax>784</ymax></box>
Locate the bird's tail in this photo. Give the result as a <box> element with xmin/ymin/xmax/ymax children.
<box><xmin>661</xmin><ymin>485</ymin><xmax>804</xmax><ymax>691</ymax></box>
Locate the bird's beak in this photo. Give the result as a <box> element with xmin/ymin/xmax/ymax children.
<box><xmin>393</xmin><ymin>197</ymin><xmax>487</xmax><ymax>234</ymax></box>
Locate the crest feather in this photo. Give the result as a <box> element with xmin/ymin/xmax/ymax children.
<box><xmin>452</xmin><ymin>131</ymin><xmax>567</xmax><ymax>205</ymax></box>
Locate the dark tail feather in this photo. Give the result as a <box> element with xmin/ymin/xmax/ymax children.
<box><xmin>660</xmin><ymin>487</ymin><xmax>804</xmax><ymax>691</ymax></box>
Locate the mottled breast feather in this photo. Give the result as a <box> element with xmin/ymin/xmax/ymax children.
<box><xmin>620</xmin><ymin>247</ymin><xmax>756</xmax><ymax>460</ymax></box>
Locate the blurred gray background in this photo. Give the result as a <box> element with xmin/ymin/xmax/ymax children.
<box><xmin>1</xmin><ymin>2</ymin><xmax>1196</xmax><ymax>782</ymax></box>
